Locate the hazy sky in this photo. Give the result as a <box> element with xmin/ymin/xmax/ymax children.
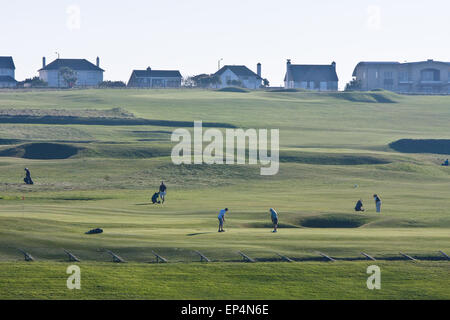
<box><xmin>1</xmin><ymin>0</ymin><xmax>449</xmax><ymax>88</ymax></box>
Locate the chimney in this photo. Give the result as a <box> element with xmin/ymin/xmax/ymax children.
<box><xmin>257</xmin><ymin>63</ymin><xmax>261</xmax><ymax>78</ymax></box>
<box><xmin>147</xmin><ymin>67</ymin><xmax>151</xmax><ymax>71</ymax></box>
<box><xmin>96</xmin><ymin>56</ymin><xmax>100</xmax><ymax>67</ymax></box>
<box><xmin>286</xmin><ymin>59</ymin><xmax>292</xmax><ymax>87</ymax></box>
<box><xmin>331</xmin><ymin>61</ymin><xmax>336</xmax><ymax>69</ymax></box>
<box><xmin>42</xmin><ymin>57</ymin><xmax>46</xmax><ymax>68</ymax></box>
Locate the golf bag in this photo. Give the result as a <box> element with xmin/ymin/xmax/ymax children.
<box><xmin>151</xmin><ymin>192</ymin><xmax>161</xmax><ymax>204</ymax></box>
<box><xmin>85</xmin><ymin>228</ymin><xmax>103</xmax><ymax>234</ymax></box>
<box><xmin>24</xmin><ymin>176</ymin><xmax>34</xmax><ymax>185</ymax></box>
<box><xmin>24</xmin><ymin>168</ymin><xmax>33</xmax><ymax>185</ymax></box>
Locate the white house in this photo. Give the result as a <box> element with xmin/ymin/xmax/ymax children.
<box><xmin>214</xmin><ymin>64</ymin><xmax>262</xmax><ymax>89</ymax></box>
<box><xmin>0</xmin><ymin>56</ymin><xmax>17</xmax><ymax>88</ymax></box>
<box><xmin>127</xmin><ymin>67</ymin><xmax>182</xmax><ymax>88</ymax></box>
<box><xmin>284</xmin><ymin>60</ymin><xmax>338</xmax><ymax>91</ymax></box>
<box><xmin>38</xmin><ymin>57</ymin><xmax>104</xmax><ymax>87</ymax></box>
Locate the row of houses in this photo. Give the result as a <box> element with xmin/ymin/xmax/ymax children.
<box><xmin>1</xmin><ymin>55</ymin><xmax>449</xmax><ymax>94</ymax></box>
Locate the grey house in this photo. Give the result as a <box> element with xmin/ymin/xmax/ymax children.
<box><xmin>39</xmin><ymin>57</ymin><xmax>104</xmax><ymax>87</ymax></box>
<box><xmin>127</xmin><ymin>67</ymin><xmax>182</xmax><ymax>88</ymax></box>
<box><xmin>352</xmin><ymin>59</ymin><xmax>450</xmax><ymax>94</ymax></box>
<box><xmin>214</xmin><ymin>64</ymin><xmax>262</xmax><ymax>89</ymax></box>
<box><xmin>284</xmin><ymin>60</ymin><xmax>338</xmax><ymax>91</ymax></box>
<box><xmin>0</xmin><ymin>56</ymin><xmax>17</xmax><ymax>88</ymax></box>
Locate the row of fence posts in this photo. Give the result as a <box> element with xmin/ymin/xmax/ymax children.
<box><xmin>14</xmin><ymin>248</ymin><xmax>450</xmax><ymax>263</ymax></box>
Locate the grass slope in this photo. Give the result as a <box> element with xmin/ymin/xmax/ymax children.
<box><xmin>0</xmin><ymin>262</ymin><xmax>448</xmax><ymax>299</ymax></box>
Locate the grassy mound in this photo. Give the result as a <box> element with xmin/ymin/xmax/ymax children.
<box><xmin>327</xmin><ymin>90</ymin><xmax>399</xmax><ymax>103</ymax></box>
<box><xmin>280</xmin><ymin>151</ymin><xmax>390</xmax><ymax>165</ymax></box>
<box><xmin>80</xmin><ymin>143</ymin><xmax>172</xmax><ymax>158</ymax></box>
<box><xmin>0</xmin><ymin>139</ymin><xmax>23</xmax><ymax>145</ymax></box>
<box><xmin>390</xmin><ymin>139</ymin><xmax>450</xmax><ymax>155</ymax></box>
<box><xmin>0</xmin><ymin>143</ymin><xmax>81</xmax><ymax>159</ymax></box>
<box><xmin>299</xmin><ymin>213</ymin><xmax>374</xmax><ymax>228</ymax></box>
<box><xmin>216</xmin><ymin>86</ymin><xmax>249</xmax><ymax>93</ymax></box>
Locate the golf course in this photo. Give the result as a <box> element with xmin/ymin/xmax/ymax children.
<box><xmin>0</xmin><ymin>88</ymin><xmax>449</xmax><ymax>299</ymax></box>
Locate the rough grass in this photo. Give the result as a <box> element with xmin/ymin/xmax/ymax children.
<box><xmin>280</xmin><ymin>151</ymin><xmax>390</xmax><ymax>165</ymax></box>
<box><xmin>0</xmin><ymin>107</ymin><xmax>135</xmax><ymax>118</ymax></box>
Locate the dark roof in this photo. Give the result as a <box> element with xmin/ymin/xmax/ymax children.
<box><xmin>402</xmin><ymin>60</ymin><xmax>450</xmax><ymax>66</ymax></box>
<box><xmin>215</xmin><ymin>65</ymin><xmax>261</xmax><ymax>79</ymax></box>
<box><xmin>286</xmin><ymin>64</ymin><xmax>338</xmax><ymax>82</ymax></box>
<box><xmin>0</xmin><ymin>75</ymin><xmax>17</xmax><ymax>83</ymax></box>
<box><xmin>39</xmin><ymin>59</ymin><xmax>104</xmax><ymax>71</ymax></box>
<box><xmin>352</xmin><ymin>61</ymin><xmax>399</xmax><ymax>76</ymax></box>
<box><xmin>0</xmin><ymin>57</ymin><xmax>15</xmax><ymax>69</ymax></box>
<box><xmin>132</xmin><ymin>68</ymin><xmax>182</xmax><ymax>78</ymax></box>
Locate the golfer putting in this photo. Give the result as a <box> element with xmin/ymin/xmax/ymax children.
<box><xmin>218</xmin><ymin>208</ymin><xmax>228</xmax><ymax>232</ymax></box>
<box><xmin>374</xmin><ymin>194</ymin><xmax>382</xmax><ymax>213</ymax></box>
<box><xmin>270</xmin><ymin>208</ymin><xmax>279</xmax><ymax>232</ymax></box>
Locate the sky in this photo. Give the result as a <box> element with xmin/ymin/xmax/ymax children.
<box><xmin>1</xmin><ymin>0</ymin><xmax>449</xmax><ymax>89</ymax></box>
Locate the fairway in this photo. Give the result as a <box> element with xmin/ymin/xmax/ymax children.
<box><xmin>0</xmin><ymin>89</ymin><xmax>449</xmax><ymax>299</ymax></box>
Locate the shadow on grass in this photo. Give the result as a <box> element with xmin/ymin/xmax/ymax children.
<box><xmin>186</xmin><ymin>232</ymin><xmax>215</xmax><ymax>236</ymax></box>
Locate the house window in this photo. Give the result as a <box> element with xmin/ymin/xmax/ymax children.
<box><xmin>383</xmin><ymin>79</ymin><xmax>394</xmax><ymax>90</ymax></box>
<box><xmin>384</xmin><ymin>72</ymin><xmax>393</xmax><ymax>79</ymax></box>
<box><xmin>399</xmin><ymin>72</ymin><xmax>409</xmax><ymax>82</ymax></box>
<box><xmin>421</xmin><ymin>69</ymin><xmax>440</xmax><ymax>81</ymax></box>
<box><xmin>152</xmin><ymin>79</ymin><xmax>164</xmax><ymax>87</ymax></box>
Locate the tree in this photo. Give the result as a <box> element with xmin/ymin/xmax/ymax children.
<box><xmin>17</xmin><ymin>77</ymin><xmax>47</xmax><ymax>88</ymax></box>
<box><xmin>262</xmin><ymin>78</ymin><xmax>270</xmax><ymax>87</ymax></box>
<box><xmin>182</xmin><ymin>76</ymin><xmax>195</xmax><ymax>87</ymax></box>
<box><xmin>189</xmin><ymin>74</ymin><xmax>222</xmax><ymax>88</ymax></box>
<box><xmin>345</xmin><ymin>78</ymin><xmax>362</xmax><ymax>91</ymax></box>
<box><xmin>209</xmin><ymin>74</ymin><xmax>221</xmax><ymax>88</ymax></box>
<box><xmin>59</xmin><ymin>67</ymin><xmax>77</xmax><ymax>88</ymax></box>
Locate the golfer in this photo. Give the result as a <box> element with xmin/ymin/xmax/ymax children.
<box><xmin>373</xmin><ymin>194</ymin><xmax>382</xmax><ymax>213</ymax></box>
<box><xmin>24</xmin><ymin>168</ymin><xmax>33</xmax><ymax>185</ymax></box>
<box><xmin>159</xmin><ymin>181</ymin><xmax>167</xmax><ymax>203</ymax></box>
<box><xmin>218</xmin><ymin>208</ymin><xmax>228</xmax><ymax>232</ymax></box>
<box><xmin>355</xmin><ymin>199</ymin><xmax>364</xmax><ymax>212</ymax></box>
<box><xmin>270</xmin><ymin>208</ymin><xmax>279</xmax><ymax>232</ymax></box>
